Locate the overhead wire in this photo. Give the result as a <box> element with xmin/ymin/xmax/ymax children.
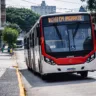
<box><xmin>6</xmin><ymin>0</ymin><xmax>80</xmax><ymax>11</ymax></box>
<box><xmin>6</xmin><ymin>4</ymin><xmax>30</xmax><ymax>8</ymax></box>
<box><xmin>21</xmin><ymin>0</ymin><xmax>40</xmax><ymax>6</ymax></box>
<box><xmin>20</xmin><ymin>0</ymin><xmax>79</xmax><ymax>10</ymax></box>
<box><xmin>54</xmin><ymin>0</ymin><xmax>81</xmax><ymax>4</ymax></box>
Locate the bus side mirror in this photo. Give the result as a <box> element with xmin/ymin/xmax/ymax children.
<box><xmin>93</xmin><ymin>24</ymin><xmax>96</xmax><ymax>37</ymax></box>
<box><xmin>94</xmin><ymin>30</ymin><xmax>96</xmax><ymax>38</ymax></box>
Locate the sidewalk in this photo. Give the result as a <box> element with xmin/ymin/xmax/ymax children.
<box><xmin>0</xmin><ymin>51</ymin><xmax>20</xmax><ymax>96</ymax></box>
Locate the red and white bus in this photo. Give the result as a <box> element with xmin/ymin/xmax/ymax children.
<box><xmin>24</xmin><ymin>12</ymin><xmax>96</xmax><ymax>79</ymax></box>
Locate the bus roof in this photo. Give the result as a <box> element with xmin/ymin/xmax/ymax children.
<box><xmin>40</xmin><ymin>12</ymin><xmax>90</xmax><ymax>18</ymax></box>
<box><xmin>24</xmin><ymin>12</ymin><xmax>90</xmax><ymax>38</ymax></box>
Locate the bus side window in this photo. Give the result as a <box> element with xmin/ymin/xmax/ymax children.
<box><xmin>30</xmin><ymin>33</ymin><xmax>32</xmax><ymax>47</ymax></box>
<box><xmin>24</xmin><ymin>38</ymin><xmax>27</xmax><ymax>49</ymax></box>
<box><xmin>34</xmin><ymin>28</ymin><xmax>38</xmax><ymax>47</ymax></box>
<box><xmin>27</xmin><ymin>38</ymin><xmax>29</xmax><ymax>49</ymax></box>
<box><xmin>36</xmin><ymin>26</ymin><xmax>40</xmax><ymax>45</ymax></box>
<box><xmin>37</xmin><ymin>26</ymin><xmax>40</xmax><ymax>37</ymax></box>
<box><xmin>24</xmin><ymin>38</ymin><xmax>25</xmax><ymax>48</ymax></box>
<box><xmin>29</xmin><ymin>34</ymin><xmax>32</xmax><ymax>47</ymax></box>
<box><xmin>32</xmin><ymin>33</ymin><xmax>34</xmax><ymax>48</ymax></box>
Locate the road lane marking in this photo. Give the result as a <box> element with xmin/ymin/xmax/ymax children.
<box><xmin>0</xmin><ymin>68</ymin><xmax>6</xmax><ymax>77</ymax></box>
<box><xmin>16</xmin><ymin>67</ymin><xmax>26</xmax><ymax>96</ymax></box>
<box><xmin>13</xmin><ymin>53</ymin><xmax>26</xmax><ymax>96</ymax></box>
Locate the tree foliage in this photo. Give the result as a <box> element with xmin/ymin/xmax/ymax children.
<box><xmin>6</xmin><ymin>7</ymin><xmax>40</xmax><ymax>32</ymax></box>
<box><xmin>6</xmin><ymin>22</ymin><xmax>21</xmax><ymax>33</ymax></box>
<box><xmin>81</xmin><ymin>0</ymin><xmax>96</xmax><ymax>11</ymax></box>
<box><xmin>2</xmin><ymin>27</ymin><xmax>19</xmax><ymax>47</ymax></box>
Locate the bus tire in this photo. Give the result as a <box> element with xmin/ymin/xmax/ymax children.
<box><xmin>26</xmin><ymin>58</ymin><xmax>30</xmax><ymax>70</ymax></box>
<box><xmin>39</xmin><ymin>62</ymin><xmax>42</xmax><ymax>73</ymax></box>
<box><xmin>28</xmin><ymin>67</ymin><xmax>30</xmax><ymax>70</ymax></box>
<box><xmin>80</xmin><ymin>71</ymin><xmax>88</xmax><ymax>78</ymax></box>
<box><xmin>27</xmin><ymin>60</ymin><xmax>31</xmax><ymax>71</ymax></box>
<box><xmin>41</xmin><ymin>74</ymin><xmax>47</xmax><ymax>80</ymax></box>
<box><xmin>27</xmin><ymin>65</ymin><xmax>31</xmax><ymax>71</ymax></box>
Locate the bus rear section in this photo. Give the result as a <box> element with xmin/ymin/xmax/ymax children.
<box><xmin>39</xmin><ymin>13</ymin><xmax>96</xmax><ymax>77</ymax></box>
<box><xmin>16</xmin><ymin>38</ymin><xmax>24</xmax><ymax>49</ymax></box>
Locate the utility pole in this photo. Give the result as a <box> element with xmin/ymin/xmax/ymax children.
<box><xmin>0</xmin><ymin>0</ymin><xmax>1</xmax><ymax>29</ymax></box>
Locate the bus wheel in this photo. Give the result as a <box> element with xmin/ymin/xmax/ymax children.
<box><xmin>26</xmin><ymin>59</ymin><xmax>30</xmax><ymax>70</ymax></box>
<box><xmin>41</xmin><ymin>74</ymin><xmax>47</xmax><ymax>80</ymax></box>
<box><xmin>28</xmin><ymin>67</ymin><xmax>31</xmax><ymax>71</ymax></box>
<box><xmin>80</xmin><ymin>71</ymin><xmax>88</xmax><ymax>78</ymax></box>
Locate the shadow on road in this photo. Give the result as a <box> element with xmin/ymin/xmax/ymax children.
<box><xmin>20</xmin><ymin>69</ymin><xmax>96</xmax><ymax>88</ymax></box>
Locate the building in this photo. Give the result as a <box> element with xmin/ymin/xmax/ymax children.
<box><xmin>31</xmin><ymin>1</ymin><xmax>56</xmax><ymax>15</ymax></box>
<box><xmin>79</xmin><ymin>6</ymin><xmax>87</xmax><ymax>12</ymax></box>
<box><xmin>71</xmin><ymin>6</ymin><xmax>87</xmax><ymax>13</ymax></box>
<box><xmin>0</xmin><ymin>0</ymin><xmax>6</xmax><ymax>47</ymax></box>
<box><xmin>0</xmin><ymin>0</ymin><xmax>1</xmax><ymax>30</ymax></box>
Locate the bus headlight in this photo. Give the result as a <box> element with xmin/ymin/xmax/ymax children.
<box><xmin>44</xmin><ymin>57</ymin><xmax>56</xmax><ymax>65</ymax></box>
<box><xmin>86</xmin><ymin>53</ymin><xmax>95</xmax><ymax>63</ymax></box>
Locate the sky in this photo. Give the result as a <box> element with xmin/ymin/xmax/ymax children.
<box><xmin>6</xmin><ymin>0</ymin><xmax>87</xmax><ymax>12</ymax></box>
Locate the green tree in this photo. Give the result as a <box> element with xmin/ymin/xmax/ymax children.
<box><xmin>81</xmin><ymin>0</ymin><xmax>96</xmax><ymax>23</ymax></box>
<box><xmin>6</xmin><ymin>22</ymin><xmax>22</xmax><ymax>33</ymax></box>
<box><xmin>6</xmin><ymin>7</ymin><xmax>40</xmax><ymax>32</ymax></box>
<box><xmin>2</xmin><ymin>27</ymin><xmax>19</xmax><ymax>48</ymax></box>
<box><xmin>81</xmin><ymin>0</ymin><xmax>96</xmax><ymax>12</ymax></box>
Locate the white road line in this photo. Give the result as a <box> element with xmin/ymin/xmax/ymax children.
<box><xmin>0</xmin><ymin>68</ymin><xmax>6</xmax><ymax>77</ymax></box>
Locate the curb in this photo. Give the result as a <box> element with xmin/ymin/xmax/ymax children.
<box><xmin>13</xmin><ymin>53</ymin><xmax>26</xmax><ymax>96</ymax></box>
<box><xmin>16</xmin><ymin>67</ymin><xmax>26</xmax><ymax>96</ymax></box>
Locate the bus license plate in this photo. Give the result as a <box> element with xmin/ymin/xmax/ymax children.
<box><xmin>67</xmin><ymin>68</ymin><xmax>76</xmax><ymax>72</ymax></box>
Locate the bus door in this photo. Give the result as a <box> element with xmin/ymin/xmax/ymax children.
<box><xmin>26</xmin><ymin>38</ymin><xmax>30</xmax><ymax>68</ymax></box>
<box><xmin>24</xmin><ymin>38</ymin><xmax>27</xmax><ymax>62</ymax></box>
<box><xmin>33</xmin><ymin>30</ymin><xmax>36</xmax><ymax>71</ymax></box>
<box><xmin>31</xmin><ymin>33</ymin><xmax>34</xmax><ymax>69</ymax></box>
<box><xmin>28</xmin><ymin>35</ymin><xmax>32</xmax><ymax>69</ymax></box>
<box><xmin>34</xmin><ymin>27</ymin><xmax>40</xmax><ymax>72</ymax></box>
<box><xmin>37</xmin><ymin>26</ymin><xmax>42</xmax><ymax>73</ymax></box>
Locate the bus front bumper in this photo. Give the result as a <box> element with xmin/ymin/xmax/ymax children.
<box><xmin>41</xmin><ymin>59</ymin><xmax>96</xmax><ymax>74</ymax></box>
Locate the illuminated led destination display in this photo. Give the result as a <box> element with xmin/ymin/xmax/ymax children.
<box><xmin>42</xmin><ymin>14</ymin><xmax>90</xmax><ymax>26</ymax></box>
<box><xmin>48</xmin><ymin>15</ymin><xmax>83</xmax><ymax>23</ymax></box>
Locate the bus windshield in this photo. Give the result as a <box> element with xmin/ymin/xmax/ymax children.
<box><xmin>16</xmin><ymin>40</ymin><xmax>22</xmax><ymax>45</ymax></box>
<box><xmin>44</xmin><ymin>22</ymin><xmax>93</xmax><ymax>53</ymax></box>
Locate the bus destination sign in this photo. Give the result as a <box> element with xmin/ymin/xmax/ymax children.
<box><xmin>48</xmin><ymin>15</ymin><xmax>84</xmax><ymax>23</ymax></box>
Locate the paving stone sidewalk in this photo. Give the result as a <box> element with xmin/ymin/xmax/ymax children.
<box><xmin>0</xmin><ymin>52</ymin><xmax>19</xmax><ymax>96</ymax></box>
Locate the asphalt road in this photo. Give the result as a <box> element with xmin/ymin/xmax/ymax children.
<box><xmin>16</xmin><ymin>50</ymin><xmax>96</xmax><ymax>96</ymax></box>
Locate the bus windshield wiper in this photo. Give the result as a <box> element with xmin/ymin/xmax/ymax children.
<box><xmin>53</xmin><ymin>24</ymin><xmax>63</xmax><ymax>41</ymax></box>
<box><xmin>53</xmin><ymin>24</ymin><xmax>64</xmax><ymax>46</ymax></box>
<box><xmin>67</xmin><ymin>22</ymin><xmax>80</xmax><ymax>51</ymax></box>
<box><xmin>73</xmin><ymin>22</ymin><xmax>81</xmax><ymax>38</ymax></box>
